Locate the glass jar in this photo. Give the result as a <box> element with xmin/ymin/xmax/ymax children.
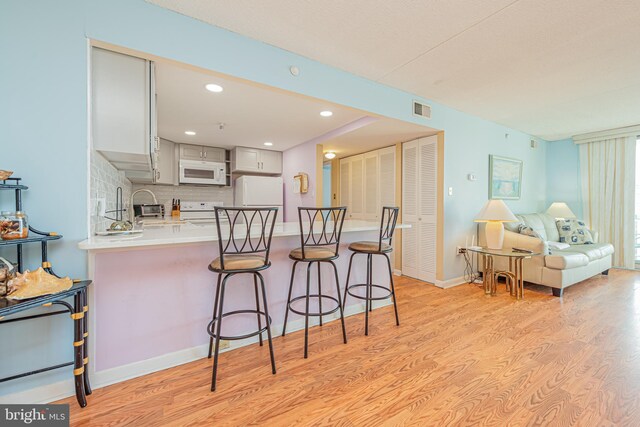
<box><xmin>0</xmin><ymin>211</ymin><xmax>29</xmax><ymax>240</ymax></box>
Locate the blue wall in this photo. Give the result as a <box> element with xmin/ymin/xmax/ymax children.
<box><xmin>1</xmin><ymin>0</ymin><xmax>556</xmax><ymax>399</ymax></box>
<box><xmin>546</xmin><ymin>139</ymin><xmax>582</xmax><ymax>219</ymax></box>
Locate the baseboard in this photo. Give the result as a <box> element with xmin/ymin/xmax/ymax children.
<box><xmin>434</xmin><ymin>276</ymin><xmax>468</xmax><ymax>289</ymax></box>
<box><xmin>2</xmin><ymin>300</ymin><xmax>391</xmax><ymax>404</ymax></box>
<box><xmin>393</xmin><ymin>269</ymin><xmax>402</xmax><ymax>276</ymax></box>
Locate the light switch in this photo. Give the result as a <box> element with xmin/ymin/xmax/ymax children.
<box><xmin>448</xmin><ymin>187</ymin><xmax>453</xmax><ymax>196</ymax></box>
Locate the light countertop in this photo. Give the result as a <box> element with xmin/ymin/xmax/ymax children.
<box><xmin>79</xmin><ymin>220</ymin><xmax>409</xmax><ymax>251</ymax></box>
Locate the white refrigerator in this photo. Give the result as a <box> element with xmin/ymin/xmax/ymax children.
<box><xmin>234</xmin><ymin>175</ymin><xmax>284</xmax><ymax>223</ymax></box>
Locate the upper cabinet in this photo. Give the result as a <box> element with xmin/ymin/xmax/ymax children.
<box><xmin>91</xmin><ymin>47</ymin><xmax>156</xmax><ymax>175</ymax></box>
<box><xmin>231</xmin><ymin>147</ymin><xmax>282</xmax><ymax>175</ymax></box>
<box><xmin>156</xmin><ymin>139</ymin><xmax>178</xmax><ymax>185</ymax></box>
<box><xmin>179</xmin><ymin>144</ymin><xmax>225</xmax><ymax>162</ymax></box>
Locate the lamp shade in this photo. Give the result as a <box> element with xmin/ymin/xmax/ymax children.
<box><xmin>474</xmin><ymin>199</ymin><xmax>518</xmax><ymax>223</ymax></box>
<box><xmin>546</xmin><ymin>202</ymin><xmax>576</xmax><ymax>219</ymax></box>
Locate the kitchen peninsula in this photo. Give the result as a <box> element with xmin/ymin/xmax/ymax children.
<box><xmin>78</xmin><ymin>220</ymin><xmax>408</xmax><ymax>387</ymax></box>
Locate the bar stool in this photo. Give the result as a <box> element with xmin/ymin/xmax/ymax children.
<box><xmin>282</xmin><ymin>207</ymin><xmax>348</xmax><ymax>358</ymax></box>
<box><xmin>343</xmin><ymin>207</ymin><xmax>400</xmax><ymax>335</ymax></box>
<box><xmin>207</xmin><ymin>207</ymin><xmax>278</xmax><ymax>391</ymax></box>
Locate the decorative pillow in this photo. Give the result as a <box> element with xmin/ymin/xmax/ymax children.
<box><xmin>518</xmin><ymin>224</ymin><xmax>541</xmax><ymax>239</ymax></box>
<box><xmin>556</xmin><ymin>219</ymin><xmax>593</xmax><ymax>244</ymax></box>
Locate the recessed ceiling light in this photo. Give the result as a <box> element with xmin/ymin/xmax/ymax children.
<box><xmin>184</xmin><ymin>131</ymin><xmax>196</xmax><ymax>136</ymax></box>
<box><xmin>205</xmin><ymin>84</ymin><xmax>223</xmax><ymax>93</ymax></box>
<box><xmin>324</xmin><ymin>152</ymin><xmax>336</xmax><ymax>160</ymax></box>
<box><xmin>264</xmin><ymin>142</ymin><xmax>273</xmax><ymax>146</ymax></box>
<box><xmin>320</xmin><ymin>111</ymin><xmax>333</xmax><ymax>117</ymax></box>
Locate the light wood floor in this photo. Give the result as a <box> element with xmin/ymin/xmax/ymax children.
<box><xmin>59</xmin><ymin>269</ymin><xmax>640</xmax><ymax>426</ymax></box>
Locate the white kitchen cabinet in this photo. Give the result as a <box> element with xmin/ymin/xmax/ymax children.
<box><xmin>259</xmin><ymin>149</ymin><xmax>283</xmax><ymax>174</ymax></box>
<box><xmin>155</xmin><ymin>139</ymin><xmax>177</xmax><ymax>185</ymax></box>
<box><xmin>180</xmin><ymin>144</ymin><xmax>204</xmax><ymax>161</ymax></box>
<box><xmin>179</xmin><ymin>144</ymin><xmax>225</xmax><ymax>162</ymax></box>
<box><xmin>402</xmin><ymin>136</ymin><xmax>437</xmax><ymax>283</ymax></box>
<box><xmin>202</xmin><ymin>146</ymin><xmax>226</xmax><ymax>162</ymax></box>
<box><xmin>92</xmin><ymin>47</ymin><xmax>155</xmax><ymax>171</ymax></box>
<box><xmin>339</xmin><ymin>147</ymin><xmax>396</xmax><ymax>221</ymax></box>
<box><xmin>231</xmin><ymin>147</ymin><xmax>282</xmax><ymax>174</ymax></box>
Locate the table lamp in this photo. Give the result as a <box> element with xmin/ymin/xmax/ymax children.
<box><xmin>546</xmin><ymin>202</ymin><xmax>576</xmax><ymax>219</ymax></box>
<box><xmin>474</xmin><ymin>200</ymin><xmax>518</xmax><ymax>249</ymax></box>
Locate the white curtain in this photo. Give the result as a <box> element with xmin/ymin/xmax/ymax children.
<box><xmin>579</xmin><ymin>136</ymin><xmax>636</xmax><ymax>268</ymax></box>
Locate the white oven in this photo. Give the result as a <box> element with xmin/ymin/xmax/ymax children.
<box><xmin>179</xmin><ymin>160</ymin><xmax>226</xmax><ymax>185</ymax></box>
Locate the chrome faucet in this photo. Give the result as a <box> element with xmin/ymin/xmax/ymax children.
<box><xmin>130</xmin><ymin>189</ymin><xmax>158</xmax><ymax>221</ymax></box>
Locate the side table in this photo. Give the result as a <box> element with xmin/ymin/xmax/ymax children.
<box><xmin>0</xmin><ymin>281</ymin><xmax>92</xmax><ymax>407</ymax></box>
<box><xmin>467</xmin><ymin>248</ymin><xmax>540</xmax><ymax>300</ymax></box>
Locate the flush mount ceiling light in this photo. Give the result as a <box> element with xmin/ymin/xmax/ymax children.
<box><xmin>264</xmin><ymin>142</ymin><xmax>273</xmax><ymax>146</ymax></box>
<box><xmin>184</xmin><ymin>131</ymin><xmax>196</xmax><ymax>136</ymax></box>
<box><xmin>324</xmin><ymin>152</ymin><xmax>336</xmax><ymax>160</ymax></box>
<box><xmin>320</xmin><ymin>110</ymin><xmax>333</xmax><ymax>117</ymax></box>
<box><xmin>205</xmin><ymin>84</ymin><xmax>223</xmax><ymax>93</ymax></box>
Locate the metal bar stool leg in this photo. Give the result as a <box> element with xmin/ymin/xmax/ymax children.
<box><xmin>365</xmin><ymin>254</ymin><xmax>372</xmax><ymax>336</ymax></box>
<box><xmin>317</xmin><ymin>262</ymin><xmax>323</xmax><ymax>326</ymax></box>
<box><xmin>211</xmin><ymin>273</ymin><xmax>229</xmax><ymax>392</ymax></box>
<box><xmin>253</xmin><ymin>274</ymin><xmax>263</xmax><ymax>346</ymax></box>
<box><xmin>368</xmin><ymin>254</ymin><xmax>374</xmax><ymax>313</ymax></box>
<box><xmin>257</xmin><ymin>272</ymin><xmax>276</xmax><ymax>374</ymax></box>
<box><xmin>282</xmin><ymin>261</ymin><xmax>298</xmax><ymax>337</ymax></box>
<box><xmin>208</xmin><ymin>274</ymin><xmax>222</xmax><ymax>359</ymax></box>
<box><xmin>384</xmin><ymin>254</ymin><xmax>400</xmax><ymax>326</ymax></box>
<box><xmin>329</xmin><ymin>261</ymin><xmax>348</xmax><ymax>344</ymax></box>
<box><xmin>304</xmin><ymin>262</ymin><xmax>313</xmax><ymax>359</ymax></box>
<box><xmin>343</xmin><ymin>252</ymin><xmax>356</xmax><ymax>309</ymax></box>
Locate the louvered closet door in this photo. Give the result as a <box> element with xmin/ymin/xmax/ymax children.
<box><xmin>402</xmin><ymin>141</ymin><xmax>419</xmax><ymax>279</ymax></box>
<box><xmin>340</xmin><ymin>158</ymin><xmax>350</xmax><ymax>208</ymax></box>
<box><xmin>364</xmin><ymin>152</ymin><xmax>379</xmax><ymax>220</ymax></box>
<box><xmin>378</xmin><ymin>147</ymin><xmax>396</xmax><ymax>211</ymax></box>
<box><xmin>349</xmin><ymin>155</ymin><xmax>364</xmax><ymax>219</ymax></box>
<box><xmin>418</xmin><ymin>136</ymin><xmax>437</xmax><ymax>283</ymax></box>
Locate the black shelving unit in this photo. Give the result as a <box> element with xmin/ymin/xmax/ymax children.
<box><xmin>0</xmin><ymin>177</ymin><xmax>62</xmax><ymax>274</ymax></box>
<box><xmin>0</xmin><ymin>177</ymin><xmax>92</xmax><ymax>407</ymax></box>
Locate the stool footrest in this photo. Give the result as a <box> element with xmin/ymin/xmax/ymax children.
<box><xmin>207</xmin><ymin>309</ymin><xmax>271</xmax><ymax>341</ymax></box>
<box><xmin>346</xmin><ymin>284</ymin><xmax>393</xmax><ymax>301</ymax></box>
<box><xmin>287</xmin><ymin>294</ymin><xmax>341</xmax><ymax>317</ymax></box>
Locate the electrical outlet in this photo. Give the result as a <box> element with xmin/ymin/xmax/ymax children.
<box><xmin>96</xmin><ymin>198</ymin><xmax>106</xmax><ymax>217</ymax></box>
<box><xmin>218</xmin><ymin>340</ymin><xmax>230</xmax><ymax>350</ymax></box>
<box><xmin>457</xmin><ymin>246</ymin><xmax>466</xmax><ymax>255</ymax></box>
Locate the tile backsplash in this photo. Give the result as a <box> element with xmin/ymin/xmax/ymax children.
<box><xmin>90</xmin><ymin>150</ymin><xmax>132</xmax><ymax>233</ymax></box>
<box><xmin>131</xmin><ymin>183</ymin><xmax>234</xmax><ymax>215</ymax></box>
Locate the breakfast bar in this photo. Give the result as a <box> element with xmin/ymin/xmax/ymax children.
<box><xmin>78</xmin><ymin>220</ymin><xmax>408</xmax><ymax>386</ymax></box>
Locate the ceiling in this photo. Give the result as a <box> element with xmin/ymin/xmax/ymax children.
<box><xmin>323</xmin><ymin>119</ymin><xmax>436</xmax><ymax>159</ymax></box>
<box><xmin>155</xmin><ymin>62</ymin><xmax>365</xmax><ymax>150</ymax></box>
<box><xmin>148</xmin><ymin>0</ymin><xmax>640</xmax><ymax>141</ymax></box>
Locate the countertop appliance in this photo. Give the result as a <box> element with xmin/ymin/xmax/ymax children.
<box><xmin>179</xmin><ymin>160</ymin><xmax>226</xmax><ymax>185</ymax></box>
<box><xmin>234</xmin><ymin>175</ymin><xmax>283</xmax><ymax>222</ymax></box>
<box><xmin>179</xmin><ymin>201</ymin><xmax>224</xmax><ymax>221</ymax></box>
<box><xmin>133</xmin><ymin>204</ymin><xmax>164</xmax><ymax>218</ymax></box>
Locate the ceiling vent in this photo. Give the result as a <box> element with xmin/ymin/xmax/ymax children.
<box><xmin>413</xmin><ymin>101</ymin><xmax>431</xmax><ymax>119</ymax></box>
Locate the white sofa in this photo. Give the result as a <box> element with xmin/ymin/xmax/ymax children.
<box><xmin>480</xmin><ymin>213</ymin><xmax>613</xmax><ymax>296</ymax></box>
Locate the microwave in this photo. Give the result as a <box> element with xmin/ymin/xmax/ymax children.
<box><xmin>179</xmin><ymin>160</ymin><xmax>226</xmax><ymax>185</ymax></box>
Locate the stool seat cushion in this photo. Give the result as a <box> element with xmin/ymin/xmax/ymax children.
<box><xmin>349</xmin><ymin>241</ymin><xmax>392</xmax><ymax>253</ymax></box>
<box><xmin>289</xmin><ymin>246</ymin><xmax>336</xmax><ymax>260</ymax></box>
<box><xmin>210</xmin><ymin>254</ymin><xmax>266</xmax><ymax>271</ymax></box>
